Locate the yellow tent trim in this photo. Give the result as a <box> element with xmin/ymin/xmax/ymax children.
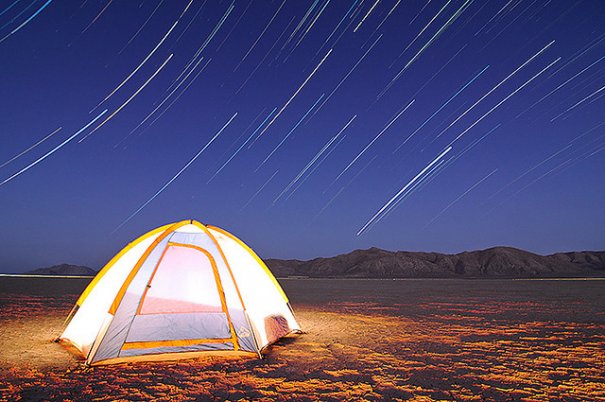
<box><xmin>191</xmin><ymin>221</ymin><xmax>249</xmax><ymax>311</ymax></box>
<box><xmin>90</xmin><ymin>350</ymin><xmax>257</xmax><ymax>366</ymax></box>
<box><xmin>75</xmin><ymin>223</ymin><xmax>173</xmax><ymax>307</ymax></box>
<box><xmin>109</xmin><ymin>220</ymin><xmax>191</xmax><ymax>314</ymax></box>
<box><xmin>207</xmin><ymin>225</ymin><xmax>288</xmax><ymax>303</ymax></box>
<box><xmin>121</xmin><ymin>337</ymin><xmax>233</xmax><ymax>350</ymax></box>
<box><xmin>166</xmin><ymin>242</ymin><xmax>240</xmax><ymax>351</ymax></box>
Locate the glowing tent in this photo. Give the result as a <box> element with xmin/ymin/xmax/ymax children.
<box><xmin>59</xmin><ymin>219</ymin><xmax>301</xmax><ymax>365</ymax></box>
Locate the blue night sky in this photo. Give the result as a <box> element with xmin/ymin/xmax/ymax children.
<box><xmin>0</xmin><ymin>0</ymin><xmax>604</xmax><ymax>272</ymax></box>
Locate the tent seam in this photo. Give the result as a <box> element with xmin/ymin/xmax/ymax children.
<box><xmin>117</xmin><ymin>240</ymin><xmax>172</xmax><ymax>357</ymax></box>
<box><xmin>202</xmin><ymin>223</ymin><xmax>262</xmax><ymax>355</ymax></box>
<box><xmin>89</xmin><ymin>221</ymin><xmax>187</xmax><ymax>364</ymax></box>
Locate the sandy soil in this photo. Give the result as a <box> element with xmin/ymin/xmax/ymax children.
<box><xmin>1</xmin><ymin>277</ymin><xmax>604</xmax><ymax>401</ymax></box>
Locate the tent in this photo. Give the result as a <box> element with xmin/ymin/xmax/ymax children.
<box><xmin>59</xmin><ymin>219</ymin><xmax>301</xmax><ymax>365</ymax></box>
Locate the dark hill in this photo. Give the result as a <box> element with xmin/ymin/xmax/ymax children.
<box><xmin>265</xmin><ymin>247</ymin><xmax>605</xmax><ymax>278</ymax></box>
<box><xmin>26</xmin><ymin>264</ymin><xmax>97</xmax><ymax>276</ymax></box>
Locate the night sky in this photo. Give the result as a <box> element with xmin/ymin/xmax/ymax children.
<box><xmin>1</xmin><ymin>0</ymin><xmax>604</xmax><ymax>272</ymax></box>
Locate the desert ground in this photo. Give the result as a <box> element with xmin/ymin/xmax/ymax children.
<box><xmin>1</xmin><ymin>277</ymin><xmax>604</xmax><ymax>401</ymax></box>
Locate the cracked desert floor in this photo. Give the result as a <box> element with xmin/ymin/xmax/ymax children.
<box><xmin>1</xmin><ymin>277</ymin><xmax>604</xmax><ymax>401</ymax></box>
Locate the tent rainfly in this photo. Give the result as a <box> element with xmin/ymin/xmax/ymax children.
<box><xmin>59</xmin><ymin>219</ymin><xmax>301</xmax><ymax>365</ymax></box>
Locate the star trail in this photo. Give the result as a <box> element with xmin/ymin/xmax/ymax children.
<box><xmin>0</xmin><ymin>0</ymin><xmax>603</xmax><ymax>271</ymax></box>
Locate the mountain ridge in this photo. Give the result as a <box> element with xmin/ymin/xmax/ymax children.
<box><xmin>22</xmin><ymin>247</ymin><xmax>605</xmax><ymax>278</ymax></box>
<box><xmin>265</xmin><ymin>246</ymin><xmax>605</xmax><ymax>278</ymax></box>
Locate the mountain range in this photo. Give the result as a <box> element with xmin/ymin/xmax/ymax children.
<box><xmin>25</xmin><ymin>247</ymin><xmax>605</xmax><ymax>278</ymax></box>
<box><xmin>265</xmin><ymin>247</ymin><xmax>605</xmax><ymax>278</ymax></box>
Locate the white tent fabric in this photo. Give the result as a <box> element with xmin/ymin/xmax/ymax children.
<box><xmin>60</xmin><ymin>220</ymin><xmax>300</xmax><ymax>365</ymax></box>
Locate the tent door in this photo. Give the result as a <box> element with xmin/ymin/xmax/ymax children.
<box><xmin>119</xmin><ymin>243</ymin><xmax>237</xmax><ymax>352</ymax></box>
